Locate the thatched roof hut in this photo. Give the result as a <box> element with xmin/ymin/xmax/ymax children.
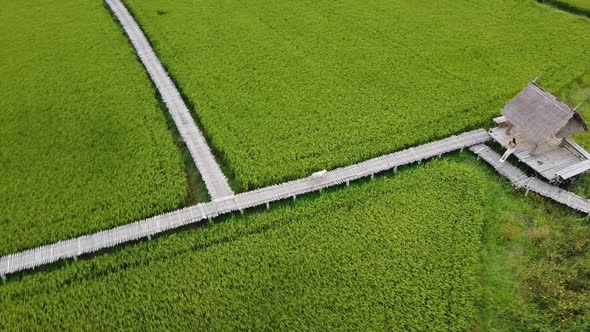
<box><xmin>501</xmin><ymin>82</ymin><xmax>587</xmax><ymax>144</ymax></box>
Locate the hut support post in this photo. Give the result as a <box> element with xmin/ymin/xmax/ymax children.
<box><xmin>505</xmin><ymin>123</ymin><xmax>513</xmax><ymax>135</ymax></box>
<box><xmin>530</xmin><ymin>143</ymin><xmax>538</xmax><ymax>156</ymax></box>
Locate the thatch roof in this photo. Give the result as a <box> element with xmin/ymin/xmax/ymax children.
<box><xmin>502</xmin><ymin>82</ymin><xmax>587</xmax><ymax>144</ymax></box>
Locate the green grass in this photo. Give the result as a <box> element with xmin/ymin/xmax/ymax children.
<box><xmin>1</xmin><ymin>155</ymin><xmax>588</xmax><ymax>330</ymax></box>
<box><xmin>477</xmin><ymin>195</ymin><xmax>590</xmax><ymax>331</ymax></box>
<box><xmin>563</xmin><ymin>69</ymin><xmax>590</xmax><ymax>150</ymax></box>
<box><xmin>123</xmin><ymin>0</ymin><xmax>590</xmax><ymax>191</ymax></box>
<box><xmin>0</xmin><ymin>0</ymin><xmax>194</xmax><ymax>255</ymax></box>
<box><xmin>457</xmin><ymin>155</ymin><xmax>590</xmax><ymax>331</ymax></box>
<box><xmin>559</xmin><ymin>68</ymin><xmax>590</xmax><ymax>197</ymax></box>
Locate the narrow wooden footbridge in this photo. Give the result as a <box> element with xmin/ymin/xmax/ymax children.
<box><xmin>470</xmin><ymin>144</ymin><xmax>590</xmax><ymax>213</ymax></box>
<box><xmin>105</xmin><ymin>0</ymin><xmax>233</xmax><ymax>200</ymax></box>
<box><xmin>0</xmin><ymin>129</ymin><xmax>490</xmax><ymax>277</ymax></box>
<box><xmin>3</xmin><ymin>131</ymin><xmax>590</xmax><ymax>277</ymax></box>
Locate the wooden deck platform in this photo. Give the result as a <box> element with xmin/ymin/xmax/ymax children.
<box><xmin>489</xmin><ymin>127</ymin><xmax>589</xmax><ymax>182</ymax></box>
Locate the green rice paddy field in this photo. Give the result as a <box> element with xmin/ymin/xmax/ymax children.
<box><xmin>1</xmin><ymin>0</ymin><xmax>590</xmax><ymax>330</ymax></box>
<box><xmin>2</xmin><ymin>156</ymin><xmax>589</xmax><ymax>330</ymax></box>
<box><xmin>126</xmin><ymin>0</ymin><xmax>590</xmax><ymax>190</ymax></box>
<box><xmin>0</xmin><ymin>0</ymin><xmax>190</xmax><ymax>255</ymax></box>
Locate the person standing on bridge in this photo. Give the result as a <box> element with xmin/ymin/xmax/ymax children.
<box><xmin>500</xmin><ymin>138</ymin><xmax>517</xmax><ymax>163</ymax></box>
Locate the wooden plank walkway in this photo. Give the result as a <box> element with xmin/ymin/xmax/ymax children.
<box><xmin>105</xmin><ymin>0</ymin><xmax>233</xmax><ymax>200</ymax></box>
<box><xmin>0</xmin><ymin>129</ymin><xmax>490</xmax><ymax>277</ymax></box>
<box><xmin>470</xmin><ymin>144</ymin><xmax>590</xmax><ymax>213</ymax></box>
<box><xmin>556</xmin><ymin>160</ymin><xmax>590</xmax><ymax>181</ymax></box>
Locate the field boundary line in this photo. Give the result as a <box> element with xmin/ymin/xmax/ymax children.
<box><xmin>104</xmin><ymin>0</ymin><xmax>233</xmax><ymax>200</ymax></box>
<box><xmin>536</xmin><ymin>0</ymin><xmax>590</xmax><ymax>19</ymax></box>
<box><xmin>0</xmin><ymin>129</ymin><xmax>491</xmax><ymax>276</ymax></box>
